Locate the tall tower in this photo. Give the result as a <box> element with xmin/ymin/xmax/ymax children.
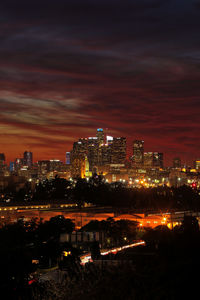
<box><xmin>71</xmin><ymin>154</ymin><xmax>86</xmax><ymax>178</ymax></box>
<box><xmin>87</xmin><ymin>137</ymin><xmax>98</xmax><ymax>170</ymax></box>
<box><xmin>72</xmin><ymin>138</ymin><xmax>88</xmax><ymax>156</ymax></box>
<box><xmin>153</xmin><ymin>152</ymin><xmax>163</xmax><ymax>168</ymax></box>
<box><xmin>132</xmin><ymin>140</ymin><xmax>144</xmax><ymax>166</ymax></box>
<box><xmin>66</xmin><ymin>152</ymin><xmax>71</xmax><ymax>165</ymax></box>
<box><xmin>111</xmin><ymin>137</ymin><xmax>126</xmax><ymax>164</ymax></box>
<box><xmin>0</xmin><ymin>153</ymin><xmax>5</xmax><ymax>162</ymax></box>
<box><xmin>24</xmin><ymin>151</ymin><xmax>33</xmax><ymax>168</ymax></box>
<box><xmin>173</xmin><ymin>157</ymin><xmax>181</xmax><ymax>168</ymax></box>
<box><xmin>0</xmin><ymin>153</ymin><xmax>6</xmax><ymax>171</ymax></box>
<box><xmin>144</xmin><ymin>152</ymin><xmax>153</xmax><ymax>167</ymax></box>
<box><xmin>96</xmin><ymin>128</ymin><xmax>104</xmax><ymax>145</ymax></box>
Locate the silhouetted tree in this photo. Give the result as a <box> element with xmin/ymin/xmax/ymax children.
<box><xmin>90</xmin><ymin>241</ymin><xmax>101</xmax><ymax>260</ymax></box>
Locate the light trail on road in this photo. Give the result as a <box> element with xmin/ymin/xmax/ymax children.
<box><xmin>80</xmin><ymin>240</ymin><xmax>145</xmax><ymax>265</ymax></box>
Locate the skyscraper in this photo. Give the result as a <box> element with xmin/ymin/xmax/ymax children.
<box><xmin>96</xmin><ymin>128</ymin><xmax>104</xmax><ymax>145</ymax></box>
<box><xmin>0</xmin><ymin>153</ymin><xmax>6</xmax><ymax>171</ymax></box>
<box><xmin>87</xmin><ymin>137</ymin><xmax>99</xmax><ymax>170</ymax></box>
<box><xmin>111</xmin><ymin>137</ymin><xmax>126</xmax><ymax>164</ymax></box>
<box><xmin>66</xmin><ymin>152</ymin><xmax>71</xmax><ymax>165</ymax></box>
<box><xmin>71</xmin><ymin>154</ymin><xmax>86</xmax><ymax>178</ymax></box>
<box><xmin>153</xmin><ymin>152</ymin><xmax>163</xmax><ymax>168</ymax></box>
<box><xmin>99</xmin><ymin>144</ymin><xmax>111</xmax><ymax>165</ymax></box>
<box><xmin>9</xmin><ymin>162</ymin><xmax>15</xmax><ymax>172</ymax></box>
<box><xmin>14</xmin><ymin>158</ymin><xmax>24</xmax><ymax>170</ymax></box>
<box><xmin>144</xmin><ymin>152</ymin><xmax>163</xmax><ymax>168</ymax></box>
<box><xmin>106</xmin><ymin>135</ymin><xmax>113</xmax><ymax>145</ymax></box>
<box><xmin>173</xmin><ymin>157</ymin><xmax>181</xmax><ymax>168</ymax></box>
<box><xmin>70</xmin><ymin>129</ymin><xmax>127</xmax><ymax>174</ymax></box>
<box><xmin>0</xmin><ymin>153</ymin><xmax>5</xmax><ymax>162</ymax></box>
<box><xmin>132</xmin><ymin>140</ymin><xmax>144</xmax><ymax>166</ymax></box>
<box><xmin>144</xmin><ymin>152</ymin><xmax>153</xmax><ymax>167</ymax></box>
<box><xmin>37</xmin><ymin>160</ymin><xmax>51</xmax><ymax>176</ymax></box>
<box><xmin>72</xmin><ymin>138</ymin><xmax>88</xmax><ymax>156</ymax></box>
<box><xmin>24</xmin><ymin>151</ymin><xmax>33</xmax><ymax>168</ymax></box>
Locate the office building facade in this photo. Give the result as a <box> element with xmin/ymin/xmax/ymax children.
<box><xmin>132</xmin><ymin>140</ymin><xmax>144</xmax><ymax>166</ymax></box>
<box><xmin>24</xmin><ymin>151</ymin><xmax>33</xmax><ymax>168</ymax></box>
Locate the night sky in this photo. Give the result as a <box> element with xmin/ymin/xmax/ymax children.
<box><xmin>1</xmin><ymin>0</ymin><xmax>200</xmax><ymax>165</ymax></box>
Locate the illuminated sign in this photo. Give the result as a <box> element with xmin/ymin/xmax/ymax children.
<box><xmin>106</xmin><ymin>135</ymin><xmax>113</xmax><ymax>141</ymax></box>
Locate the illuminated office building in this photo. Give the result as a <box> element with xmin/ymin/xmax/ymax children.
<box><xmin>37</xmin><ymin>160</ymin><xmax>50</xmax><ymax>174</ymax></box>
<box><xmin>133</xmin><ymin>140</ymin><xmax>144</xmax><ymax>166</ymax></box>
<box><xmin>98</xmin><ymin>144</ymin><xmax>111</xmax><ymax>165</ymax></box>
<box><xmin>72</xmin><ymin>138</ymin><xmax>88</xmax><ymax>156</ymax></box>
<box><xmin>24</xmin><ymin>151</ymin><xmax>33</xmax><ymax>168</ymax></box>
<box><xmin>0</xmin><ymin>153</ymin><xmax>6</xmax><ymax>170</ymax></box>
<box><xmin>195</xmin><ymin>159</ymin><xmax>200</xmax><ymax>170</ymax></box>
<box><xmin>173</xmin><ymin>157</ymin><xmax>181</xmax><ymax>168</ymax></box>
<box><xmin>84</xmin><ymin>156</ymin><xmax>91</xmax><ymax>177</ymax></box>
<box><xmin>70</xmin><ymin>129</ymin><xmax>127</xmax><ymax>174</ymax></box>
<box><xmin>14</xmin><ymin>158</ymin><xmax>24</xmax><ymax>171</ymax></box>
<box><xmin>49</xmin><ymin>160</ymin><xmax>63</xmax><ymax>171</ymax></box>
<box><xmin>96</xmin><ymin>128</ymin><xmax>104</xmax><ymax>145</ymax></box>
<box><xmin>111</xmin><ymin>137</ymin><xmax>126</xmax><ymax>164</ymax></box>
<box><xmin>144</xmin><ymin>152</ymin><xmax>153</xmax><ymax>167</ymax></box>
<box><xmin>153</xmin><ymin>152</ymin><xmax>163</xmax><ymax>168</ymax></box>
<box><xmin>66</xmin><ymin>152</ymin><xmax>71</xmax><ymax>165</ymax></box>
<box><xmin>9</xmin><ymin>162</ymin><xmax>15</xmax><ymax>172</ymax></box>
<box><xmin>71</xmin><ymin>154</ymin><xmax>86</xmax><ymax>178</ymax></box>
<box><xmin>0</xmin><ymin>153</ymin><xmax>6</xmax><ymax>173</ymax></box>
<box><xmin>144</xmin><ymin>152</ymin><xmax>163</xmax><ymax>168</ymax></box>
<box><xmin>106</xmin><ymin>135</ymin><xmax>113</xmax><ymax>145</ymax></box>
<box><xmin>37</xmin><ymin>159</ymin><xmax>63</xmax><ymax>174</ymax></box>
<box><xmin>87</xmin><ymin>137</ymin><xmax>99</xmax><ymax>170</ymax></box>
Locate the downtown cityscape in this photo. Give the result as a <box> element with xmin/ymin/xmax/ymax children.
<box><xmin>0</xmin><ymin>128</ymin><xmax>200</xmax><ymax>195</ymax></box>
<box><xmin>1</xmin><ymin>0</ymin><xmax>200</xmax><ymax>299</ymax></box>
<box><xmin>0</xmin><ymin>128</ymin><xmax>200</xmax><ymax>298</ymax></box>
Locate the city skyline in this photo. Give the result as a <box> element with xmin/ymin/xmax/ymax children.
<box><xmin>1</xmin><ymin>127</ymin><xmax>200</xmax><ymax>168</ymax></box>
<box><xmin>0</xmin><ymin>1</ymin><xmax>200</xmax><ymax>165</ymax></box>
<box><xmin>1</xmin><ymin>128</ymin><xmax>200</xmax><ymax>167</ymax></box>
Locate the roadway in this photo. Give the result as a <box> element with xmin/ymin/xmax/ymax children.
<box><xmin>80</xmin><ymin>240</ymin><xmax>146</xmax><ymax>264</ymax></box>
<box><xmin>39</xmin><ymin>240</ymin><xmax>146</xmax><ymax>282</ymax></box>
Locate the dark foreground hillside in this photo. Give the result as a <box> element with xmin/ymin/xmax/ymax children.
<box><xmin>31</xmin><ymin>216</ymin><xmax>200</xmax><ymax>300</ymax></box>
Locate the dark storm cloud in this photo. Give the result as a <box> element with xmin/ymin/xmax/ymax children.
<box><xmin>0</xmin><ymin>0</ymin><xmax>200</xmax><ymax>163</ymax></box>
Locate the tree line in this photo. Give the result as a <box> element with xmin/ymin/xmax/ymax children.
<box><xmin>1</xmin><ymin>175</ymin><xmax>200</xmax><ymax>211</ymax></box>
